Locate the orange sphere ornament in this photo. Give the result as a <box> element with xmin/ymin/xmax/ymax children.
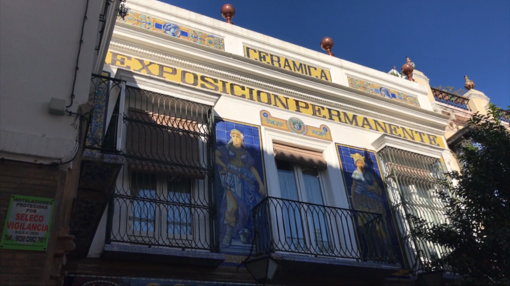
<box><xmin>221</xmin><ymin>4</ymin><xmax>235</xmax><ymax>24</ymax></box>
<box><xmin>320</xmin><ymin>37</ymin><xmax>334</xmax><ymax>56</ymax></box>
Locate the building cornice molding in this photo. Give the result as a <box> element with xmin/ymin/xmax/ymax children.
<box><xmin>433</xmin><ymin>102</ymin><xmax>473</xmax><ymax>118</ymax></box>
<box><xmin>114</xmin><ymin>22</ymin><xmax>427</xmax><ymax>101</ymax></box>
<box><xmin>108</xmin><ymin>41</ymin><xmax>448</xmax><ymax>135</ymax></box>
<box><xmin>114</xmin><ymin>69</ymin><xmax>220</xmax><ymax>106</ymax></box>
<box><xmin>123</xmin><ymin>0</ymin><xmax>429</xmax><ymax>98</ymax></box>
<box><xmin>412</xmin><ymin>70</ymin><xmax>430</xmax><ymax>83</ymax></box>
<box><xmin>372</xmin><ymin>134</ymin><xmax>446</xmax><ymax>157</ymax></box>
<box><xmin>464</xmin><ymin>89</ymin><xmax>490</xmax><ymax>102</ymax></box>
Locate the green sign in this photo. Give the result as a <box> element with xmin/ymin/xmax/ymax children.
<box><xmin>1</xmin><ymin>195</ymin><xmax>54</xmax><ymax>251</ymax></box>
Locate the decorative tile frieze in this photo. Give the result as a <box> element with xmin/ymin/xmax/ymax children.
<box><xmin>260</xmin><ymin>110</ymin><xmax>332</xmax><ymax>141</ymax></box>
<box><xmin>347</xmin><ymin>76</ymin><xmax>420</xmax><ymax>107</ymax></box>
<box><xmin>121</xmin><ymin>10</ymin><xmax>225</xmax><ymax>51</ymax></box>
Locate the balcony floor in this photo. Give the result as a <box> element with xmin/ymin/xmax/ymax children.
<box><xmin>267</xmin><ymin>252</ymin><xmax>401</xmax><ymax>284</ymax></box>
<box><xmin>103</xmin><ymin>243</ymin><xmax>225</xmax><ymax>267</ymax></box>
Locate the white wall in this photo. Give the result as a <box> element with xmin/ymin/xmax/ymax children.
<box><xmin>0</xmin><ymin>0</ymin><xmax>109</xmax><ymax>162</ymax></box>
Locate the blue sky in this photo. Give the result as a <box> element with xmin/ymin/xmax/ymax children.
<box><xmin>162</xmin><ymin>0</ymin><xmax>510</xmax><ymax>108</ymax></box>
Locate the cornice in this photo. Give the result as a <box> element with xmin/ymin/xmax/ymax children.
<box><xmin>114</xmin><ymin>69</ymin><xmax>220</xmax><ymax>106</ymax></box>
<box><xmin>413</xmin><ymin>70</ymin><xmax>430</xmax><ymax>83</ymax></box>
<box><xmin>125</xmin><ymin>0</ymin><xmax>346</xmax><ymax>68</ymax></box>
<box><xmin>108</xmin><ymin>40</ymin><xmax>448</xmax><ymax>135</ymax></box>
<box><xmin>372</xmin><ymin>134</ymin><xmax>447</xmax><ymax>156</ymax></box>
<box><xmin>433</xmin><ymin>102</ymin><xmax>473</xmax><ymax>118</ymax></box>
<box><xmin>464</xmin><ymin>90</ymin><xmax>490</xmax><ymax>102</ymax></box>
<box><xmin>114</xmin><ymin>23</ymin><xmax>430</xmax><ymax>105</ymax></box>
<box><xmin>123</xmin><ymin>2</ymin><xmax>431</xmax><ymax>98</ymax></box>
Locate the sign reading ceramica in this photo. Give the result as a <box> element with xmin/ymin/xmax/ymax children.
<box><xmin>244</xmin><ymin>46</ymin><xmax>332</xmax><ymax>82</ymax></box>
<box><xmin>106</xmin><ymin>51</ymin><xmax>445</xmax><ymax>148</ymax></box>
<box><xmin>1</xmin><ymin>195</ymin><xmax>54</xmax><ymax>251</ymax></box>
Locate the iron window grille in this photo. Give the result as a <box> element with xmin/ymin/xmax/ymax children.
<box><xmin>105</xmin><ymin>87</ymin><xmax>216</xmax><ymax>251</ymax></box>
<box><xmin>378</xmin><ymin>147</ymin><xmax>450</xmax><ymax>270</ymax></box>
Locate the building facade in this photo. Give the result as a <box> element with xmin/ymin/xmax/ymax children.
<box><xmin>1</xmin><ymin>0</ymin><xmax>505</xmax><ymax>285</ymax></box>
<box><xmin>0</xmin><ymin>0</ymin><xmax>121</xmax><ymax>285</ymax></box>
<box><xmin>60</xmin><ymin>1</ymin><xmax>463</xmax><ymax>285</ymax></box>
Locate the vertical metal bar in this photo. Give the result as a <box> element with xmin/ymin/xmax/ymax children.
<box><xmin>105</xmin><ymin>192</ymin><xmax>115</xmax><ymax>244</ymax></box>
<box><xmin>116</xmin><ymin>81</ymin><xmax>126</xmax><ymax>151</ymax></box>
<box><xmin>208</xmin><ymin>108</ymin><xmax>218</xmax><ymax>252</ymax></box>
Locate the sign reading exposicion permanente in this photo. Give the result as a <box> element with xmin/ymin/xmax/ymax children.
<box><xmin>105</xmin><ymin>51</ymin><xmax>445</xmax><ymax>148</ymax></box>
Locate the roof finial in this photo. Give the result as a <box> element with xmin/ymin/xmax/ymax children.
<box><xmin>406</xmin><ymin>56</ymin><xmax>415</xmax><ymax>68</ymax></box>
<box><xmin>221</xmin><ymin>4</ymin><xmax>235</xmax><ymax>24</ymax></box>
<box><xmin>464</xmin><ymin>75</ymin><xmax>475</xmax><ymax>90</ymax></box>
<box><xmin>320</xmin><ymin>37</ymin><xmax>334</xmax><ymax>56</ymax></box>
<box><xmin>401</xmin><ymin>57</ymin><xmax>415</xmax><ymax>82</ymax></box>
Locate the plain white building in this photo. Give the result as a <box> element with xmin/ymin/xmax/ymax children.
<box><xmin>0</xmin><ymin>1</ymin><xmax>120</xmax><ymax>285</ymax></box>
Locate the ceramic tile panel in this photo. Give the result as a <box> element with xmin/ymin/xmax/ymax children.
<box><xmin>347</xmin><ymin>76</ymin><xmax>420</xmax><ymax>107</ymax></box>
<box><xmin>122</xmin><ymin>10</ymin><xmax>225</xmax><ymax>51</ymax></box>
<box><xmin>215</xmin><ymin>119</ymin><xmax>266</xmax><ymax>255</ymax></box>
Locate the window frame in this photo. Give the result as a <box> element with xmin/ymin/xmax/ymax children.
<box><xmin>275</xmin><ymin>160</ymin><xmax>334</xmax><ymax>254</ymax></box>
<box><xmin>125</xmin><ymin>172</ymin><xmax>196</xmax><ymax>246</ymax></box>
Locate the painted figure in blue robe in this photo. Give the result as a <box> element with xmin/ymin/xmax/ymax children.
<box><xmin>350</xmin><ymin>153</ymin><xmax>389</xmax><ymax>258</ymax></box>
<box><xmin>216</xmin><ymin>129</ymin><xmax>266</xmax><ymax>248</ymax></box>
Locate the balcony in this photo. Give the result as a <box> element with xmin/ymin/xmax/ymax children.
<box><xmin>251</xmin><ymin>197</ymin><xmax>400</xmax><ymax>283</ymax></box>
<box><xmin>96</xmin><ymin>85</ymin><xmax>222</xmax><ymax>266</ymax></box>
<box><xmin>431</xmin><ymin>87</ymin><xmax>470</xmax><ymax>110</ymax></box>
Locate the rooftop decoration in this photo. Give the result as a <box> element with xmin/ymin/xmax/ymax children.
<box><xmin>464</xmin><ymin>75</ymin><xmax>475</xmax><ymax>90</ymax></box>
<box><xmin>320</xmin><ymin>37</ymin><xmax>334</xmax><ymax>56</ymax></box>
<box><xmin>406</xmin><ymin>56</ymin><xmax>415</xmax><ymax>68</ymax></box>
<box><xmin>388</xmin><ymin>66</ymin><xmax>402</xmax><ymax>78</ymax></box>
<box><xmin>221</xmin><ymin>4</ymin><xmax>235</xmax><ymax>24</ymax></box>
<box><xmin>401</xmin><ymin>56</ymin><xmax>415</xmax><ymax>82</ymax></box>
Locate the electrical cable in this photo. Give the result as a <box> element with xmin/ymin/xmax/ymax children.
<box><xmin>66</xmin><ymin>0</ymin><xmax>90</xmax><ymax>109</ymax></box>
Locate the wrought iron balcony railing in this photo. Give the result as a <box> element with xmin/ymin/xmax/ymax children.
<box><xmin>106</xmin><ymin>182</ymin><xmax>213</xmax><ymax>250</ymax></box>
<box><xmin>252</xmin><ymin>197</ymin><xmax>396</xmax><ymax>264</ymax></box>
<box><xmin>497</xmin><ymin>108</ymin><xmax>510</xmax><ymax>123</ymax></box>
<box><xmin>431</xmin><ymin>88</ymin><xmax>470</xmax><ymax>111</ymax></box>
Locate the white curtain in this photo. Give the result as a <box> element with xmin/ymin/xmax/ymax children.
<box><xmin>278</xmin><ymin>168</ymin><xmax>305</xmax><ymax>249</ymax></box>
<box><xmin>303</xmin><ymin>173</ymin><xmax>330</xmax><ymax>251</ymax></box>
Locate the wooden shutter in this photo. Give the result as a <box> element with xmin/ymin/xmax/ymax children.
<box><xmin>273</xmin><ymin>143</ymin><xmax>327</xmax><ymax>169</ymax></box>
<box><xmin>126</xmin><ymin>108</ymin><xmax>206</xmax><ymax>179</ymax></box>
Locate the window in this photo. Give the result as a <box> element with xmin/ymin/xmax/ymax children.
<box><xmin>127</xmin><ymin>172</ymin><xmax>193</xmax><ymax>244</ymax></box>
<box><xmin>106</xmin><ymin>87</ymin><xmax>213</xmax><ymax>250</ymax></box>
<box><xmin>276</xmin><ymin>160</ymin><xmax>332</xmax><ymax>254</ymax></box>
<box><xmin>378</xmin><ymin>147</ymin><xmax>449</xmax><ymax>267</ymax></box>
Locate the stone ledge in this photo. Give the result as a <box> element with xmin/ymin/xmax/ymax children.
<box><xmin>103</xmin><ymin>244</ymin><xmax>225</xmax><ymax>267</ymax></box>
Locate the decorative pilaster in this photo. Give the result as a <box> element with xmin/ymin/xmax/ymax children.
<box><xmin>464</xmin><ymin>89</ymin><xmax>490</xmax><ymax>115</ymax></box>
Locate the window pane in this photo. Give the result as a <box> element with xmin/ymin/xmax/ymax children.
<box><xmin>302</xmin><ymin>168</ymin><xmax>324</xmax><ymax>205</ymax></box>
<box><xmin>276</xmin><ymin>160</ymin><xmax>299</xmax><ymax>201</ymax></box>
<box><xmin>130</xmin><ymin>173</ymin><xmax>157</xmax><ymax>233</ymax></box>
<box><xmin>302</xmin><ymin>168</ymin><xmax>331</xmax><ymax>253</ymax></box>
<box><xmin>167</xmin><ymin>178</ymin><xmax>192</xmax><ymax>237</ymax></box>
<box><xmin>276</xmin><ymin>160</ymin><xmax>305</xmax><ymax>250</ymax></box>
